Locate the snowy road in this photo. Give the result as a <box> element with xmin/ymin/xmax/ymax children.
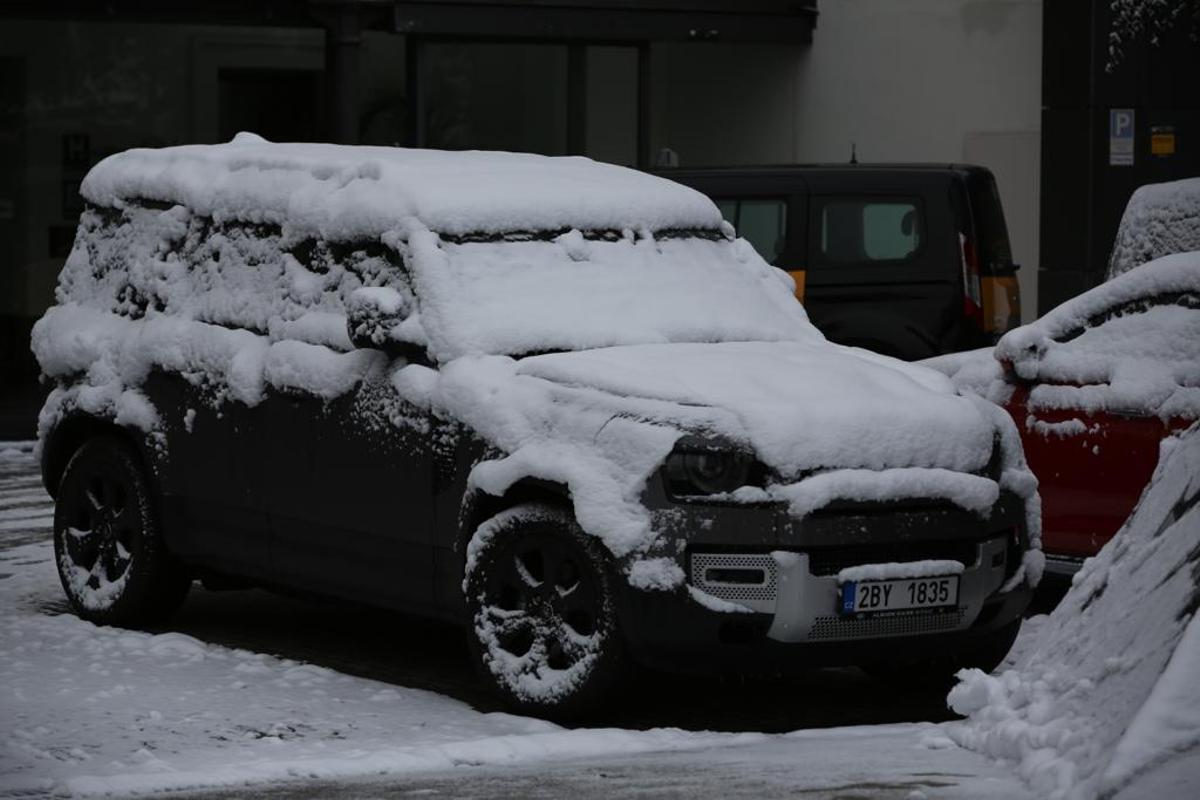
<box><xmin>0</xmin><ymin>442</ymin><xmax>1031</xmax><ymax>798</ymax></box>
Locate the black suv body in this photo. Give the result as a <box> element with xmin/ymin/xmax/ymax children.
<box><xmin>34</xmin><ymin>140</ymin><xmax>1038</xmax><ymax>716</ymax></box>
<box><xmin>659</xmin><ymin>165</ymin><xmax>1021</xmax><ymax>360</ymax></box>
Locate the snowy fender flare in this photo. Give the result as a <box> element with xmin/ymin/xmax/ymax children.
<box><xmin>463</xmin><ymin>503</ymin><xmax>627</xmax><ymax>718</ymax></box>
<box><xmin>53</xmin><ymin>436</ymin><xmax>191</xmax><ymax>626</ymax></box>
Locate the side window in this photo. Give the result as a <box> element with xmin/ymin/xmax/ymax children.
<box><xmin>714</xmin><ymin>197</ymin><xmax>788</xmax><ymax>264</ymax></box>
<box><xmin>815</xmin><ymin>198</ymin><xmax>922</xmax><ymax>264</ymax></box>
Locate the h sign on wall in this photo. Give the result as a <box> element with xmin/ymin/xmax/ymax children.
<box><xmin>1110</xmin><ymin>109</ymin><xmax>1135</xmax><ymax>166</ymax></box>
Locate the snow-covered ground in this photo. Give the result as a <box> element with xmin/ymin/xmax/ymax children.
<box><xmin>5</xmin><ymin>428</ymin><xmax>1199</xmax><ymax>799</ymax></box>
<box><xmin>0</xmin><ymin>441</ymin><xmax>1031</xmax><ymax>799</ymax></box>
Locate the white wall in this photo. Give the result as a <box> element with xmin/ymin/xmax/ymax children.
<box><xmin>794</xmin><ymin>0</ymin><xmax>1043</xmax><ymax>318</ymax></box>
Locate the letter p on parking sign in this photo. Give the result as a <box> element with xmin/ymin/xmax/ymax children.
<box><xmin>1110</xmin><ymin>109</ymin><xmax>1135</xmax><ymax>166</ymax></box>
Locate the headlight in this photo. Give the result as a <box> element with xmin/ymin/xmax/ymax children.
<box><xmin>664</xmin><ymin>449</ymin><xmax>756</xmax><ymax>496</ymax></box>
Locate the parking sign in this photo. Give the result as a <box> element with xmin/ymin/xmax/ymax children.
<box><xmin>1110</xmin><ymin>109</ymin><xmax>1135</xmax><ymax>166</ymax></box>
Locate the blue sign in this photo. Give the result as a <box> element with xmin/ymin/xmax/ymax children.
<box><xmin>1110</xmin><ymin>109</ymin><xmax>1135</xmax><ymax>166</ymax></box>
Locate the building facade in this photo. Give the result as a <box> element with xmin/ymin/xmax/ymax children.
<box><xmin>0</xmin><ymin>0</ymin><xmax>1195</xmax><ymax>437</ymax></box>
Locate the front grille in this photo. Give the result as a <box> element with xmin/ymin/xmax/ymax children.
<box><xmin>806</xmin><ymin>541</ymin><xmax>980</xmax><ymax>577</ymax></box>
<box><xmin>689</xmin><ymin>552</ymin><xmax>777</xmax><ymax>603</ymax></box>
<box><xmin>808</xmin><ymin>609</ymin><xmax>966</xmax><ymax>641</ymax></box>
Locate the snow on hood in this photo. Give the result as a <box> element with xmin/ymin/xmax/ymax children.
<box><xmin>1107</xmin><ymin>177</ymin><xmax>1200</xmax><ymax>281</ymax></box>
<box><xmin>515</xmin><ymin>341</ymin><xmax>995</xmax><ymax>477</ymax></box>
<box><xmin>995</xmin><ymin>252</ymin><xmax>1200</xmax><ymax>421</ymax></box>
<box><xmin>947</xmin><ymin>423</ymin><xmax>1200</xmax><ymax>800</ymax></box>
<box><xmin>386</xmin><ymin>338</ymin><xmax>1042</xmax><ymax>586</ymax></box>
<box><xmin>80</xmin><ymin>134</ymin><xmax>723</xmax><ymax>240</ymax></box>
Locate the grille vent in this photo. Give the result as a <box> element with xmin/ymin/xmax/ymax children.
<box><xmin>808</xmin><ymin>609</ymin><xmax>966</xmax><ymax>641</ymax></box>
<box><xmin>689</xmin><ymin>553</ymin><xmax>777</xmax><ymax>603</ymax></box>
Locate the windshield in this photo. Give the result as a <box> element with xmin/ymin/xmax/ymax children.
<box><xmin>407</xmin><ymin>230</ymin><xmax>821</xmax><ymax>361</ymax></box>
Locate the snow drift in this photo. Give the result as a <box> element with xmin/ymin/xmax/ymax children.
<box><xmin>947</xmin><ymin>423</ymin><xmax>1200</xmax><ymax>800</ymax></box>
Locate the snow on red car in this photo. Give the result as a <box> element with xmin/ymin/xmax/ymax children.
<box><xmin>929</xmin><ymin>251</ymin><xmax>1200</xmax><ymax>577</ymax></box>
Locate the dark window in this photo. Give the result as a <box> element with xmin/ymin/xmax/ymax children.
<box><xmin>815</xmin><ymin>198</ymin><xmax>922</xmax><ymax>264</ymax></box>
<box><xmin>713</xmin><ymin>198</ymin><xmax>787</xmax><ymax>263</ymax></box>
<box><xmin>218</xmin><ymin>69</ymin><xmax>322</xmax><ymax>143</ymax></box>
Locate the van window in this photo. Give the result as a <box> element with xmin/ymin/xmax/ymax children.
<box><xmin>816</xmin><ymin>198</ymin><xmax>922</xmax><ymax>263</ymax></box>
<box><xmin>714</xmin><ymin>198</ymin><xmax>787</xmax><ymax>264</ymax></box>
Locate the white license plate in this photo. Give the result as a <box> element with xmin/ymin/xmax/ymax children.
<box><xmin>840</xmin><ymin>575</ymin><xmax>960</xmax><ymax>615</ymax></box>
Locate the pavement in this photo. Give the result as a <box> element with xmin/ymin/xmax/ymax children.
<box><xmin>162</xmin><ymin>731</ymin><xmax>1029</xmax><ymax>800</ymax></box>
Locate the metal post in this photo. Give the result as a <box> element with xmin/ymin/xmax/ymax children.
<box><xmin>567</xmin><ymin>43</ymin><xmax>587</xmax><ymax>156</ymax></box>
<box><xmin>636</xmin><ymin>42</ymin><xmax>651</xmax><ymax>168</ymax></box>
<box><xmin>405</xmin><ymin>36</ymin><xmax>424</xmax><ymax>148</ymax></box>
<box><xmin>322</xmin><ymin>3</ymin><xmax>363</xmax><ymax>145</ymax></box>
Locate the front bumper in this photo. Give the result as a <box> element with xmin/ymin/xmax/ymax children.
<box><xmin>616</xmin><ymin>490</ymin><xmax>1034</xmax><ymax>674</ymax></box>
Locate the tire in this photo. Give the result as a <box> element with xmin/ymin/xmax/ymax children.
<box><xmin>53</xmin><ymin>436</ymin><xmax>191</xmax><ymax>627</ymax></box>
<box><xmin>463</xmin><ymin>503</ymin><xmax>626</xmax><ymax>719</ymax></box>
<box><xmin>864</xmin><ymin>618</ymin><xmax>1022</xmax><ymax>688</ymax></box>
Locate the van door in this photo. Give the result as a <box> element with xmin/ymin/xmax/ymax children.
<box><xmin>802</xmin><ymin>171</ymin><xmax>963</xmax><ymax>360</ymax></box>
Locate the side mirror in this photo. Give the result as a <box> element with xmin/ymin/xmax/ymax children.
<box><xmin>346</xmin><ymin>286</ymin><xmax>411</xmax><ymax>352</ymax></box>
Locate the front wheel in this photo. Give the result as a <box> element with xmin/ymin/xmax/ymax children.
<box><xmin>53</xmin><ymin>436</ymin><xmax>191</xmax><ymax>627</ymax></box>
<box><xmin>463</xmin><ymin>503</ymin><xmax>626</xmax><ymax>719</ymax></box>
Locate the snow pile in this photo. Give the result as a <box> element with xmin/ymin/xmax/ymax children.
<box><xmin>81</xmin><ymin>134</ymin><xmax>723</xmax><ymax>239</ymax></box>
<box><xmin>946</xmin><ymin>423</ymin><xmax>1200</xmax><ymax>800</ymax></box>
<box><xmin>994</xmin><ymin>252</ymin><xmax>1200</xmax><ymax>422</ymax></box>
<box><xmin>1107</xmin><ymin>178</ymin><xmax>1200</xmax><ymax>280</ymax></box>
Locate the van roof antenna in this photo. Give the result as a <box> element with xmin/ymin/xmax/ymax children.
<box><xmin>850</xmin><ymin>142</ymin><xmax>858</xmax><ymax>165</ymax></box>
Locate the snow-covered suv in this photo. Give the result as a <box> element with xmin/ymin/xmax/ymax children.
<box><xmin>34</xmin><ymin>135</ymin><xmax>1042</xmax><ymax>716</ymax></box>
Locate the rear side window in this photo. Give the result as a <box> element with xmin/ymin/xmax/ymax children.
<box><xmin>714</xmin><ymin>198</ymin><xmax>787</xmax><ymax>264</ymax></box>
<box><xmin>814</xmin><ymin>198</ymin><xmax>922</xmax><ymax>264</ymax></box>
<box><xmin>966</xmin><ymin>172</ymin><xmax>1014</xmax><ymax>274</ymax></box>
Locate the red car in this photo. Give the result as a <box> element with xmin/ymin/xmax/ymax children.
<box><xmin>931</xmin><ymin>252</ymin><xmax>1199</xmax><ymax>577</ymax></box>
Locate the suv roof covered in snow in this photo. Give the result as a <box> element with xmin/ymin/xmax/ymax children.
<box><xmin>80</xmin><ymin>132</ymin><xmax>724</xmax><ymax>239</ymax></box>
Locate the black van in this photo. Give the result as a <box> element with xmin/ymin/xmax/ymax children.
<box><xmin>658</xmin><ymin>165</ymin><xmax>1021</xmax><ymax>360</ymax></box>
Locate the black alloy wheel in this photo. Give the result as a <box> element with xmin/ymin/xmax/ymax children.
<box><xmin>464</xmin><ymin>504</ymin><xmax>625</xmax><ymax>718</ymax></box>
<box><xmin>53</xmin><ymin>436</ymin><xmax>191</xmax><ymax>626</ymax></box>
<box><xmin>61</xmin><ymin>467</ymin><xmax>135</xmax><ymax>592</ymax></box>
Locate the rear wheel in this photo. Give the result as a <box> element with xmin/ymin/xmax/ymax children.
<box><xmin>53</xmin><ymin>436</ymin><xmax>190</xmax><ymax>626</ymax></box>
<box><xmin>463</xmin><ymin>503</ymin><xmax>626</xmax><ymax>719</ymax></box>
